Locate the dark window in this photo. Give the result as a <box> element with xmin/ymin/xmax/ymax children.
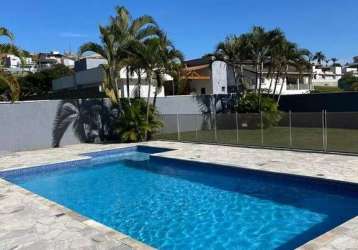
<box><xmin>201</xmin><ymin>88</ymin><xmax>206</xmax><ymax>95</ymax></box>
<box><xmin>222</xmin><ymin>86</ymin><xmax>226</xmax><ymax>92</ymax></box>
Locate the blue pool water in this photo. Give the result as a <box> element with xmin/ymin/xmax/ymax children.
<box><xmin>2</xmin><ymin>146</ymin><xmax>358</xmax><ymax>250</ymax></box>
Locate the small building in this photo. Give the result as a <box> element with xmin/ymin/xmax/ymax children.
<box><xmin>343</xmin><ymin>56</ymin><xmax>358</xmax><ymax>77</ymax></box>
<box><xmin>183</xmin><ymin>58</ymin><xmax>233</xmax><ymax>95</ymax></box>
<box><xmin>52</xmin><ymin>55</ymin><xmax>168</xmax><ymax>98</ymax></box>
<box><xmin>3</xmin><ymin>54</ymin><xmax>36</xmax><ymax>74</ymax></box>
<box><xmin>37</xmin><ymin>51</ymin><xmax>75</xmax><ymax>71</ymax></box>
<box><xmin>183</xmin><ymin>57</ymin><xmax>343</xmax><ymax>96</ymax></box>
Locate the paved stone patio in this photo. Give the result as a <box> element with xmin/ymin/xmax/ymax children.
<box><xmin>1</xmin><ymin>141</ymin><xmax>358</xmax><ymax>249</ymax></box>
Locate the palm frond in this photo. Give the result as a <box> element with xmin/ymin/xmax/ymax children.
<box><xmin>0</xmin><ymin>27</ymin><xmax>14</xmax><ymax>40</ymax></box>
<box><xmin>79</xmin><ymin>42</ymin><xmax>106</xmax><ymax>58</ymax></box>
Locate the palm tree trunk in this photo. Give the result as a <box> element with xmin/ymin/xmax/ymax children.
<box><xmin>137</xmin><ymin>70</ymin><xmax>141</xmax><ymax>98</ymax></box>
<box><xmin>267</xmin><ymin>63</ymin><xmax>274</xmax><ymax>94</ymax></box>
<box><xmin>277</xmin><ymin>65</ymin><xmax>289</xmax><ymax>104</ymax></box>
<box><xmin>145</xmin><ymin>70</ymin><xmax>152</xmax><ymax>140</ymax></box>
<box><xmin>153</xmin><ymin>72</ymin><xmax>161</xmax><ymax>108</ymax></box>
<box><xmin>126</xmin><ymin>66</ymin><xmax>131</xmax><ymax>100</ymax></box>
<box><xmin>258</xmin><ymin>62</ymin><xmax>264</xmax><ymax>110</ymax></box>
<box><xmin>272</xmin><ymin>65</ymin><xmax>282</xmax><ymax>98</ymax></box>
<box><xmin>255</xmin><ymin>63</ymin><xmax>259</xmax><ymax>92</ymax></box>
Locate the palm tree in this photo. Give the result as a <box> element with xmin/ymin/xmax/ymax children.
<box><xmin>0</xmin><ymin>26</ymin><xmax>24</xmax><ymax>102</ymax></box>
<box><xmin>80</xmin><ymin>6</ymin><xmax>159</xmax><ymax>103</ymax></box>
<box><xmin>331</xmin><ymin>58</ymin><xmax>339</xmax><ymax>66</ymax></box>
<box><xmin>244</xmin><ymin>26</ymin><xmax>285</xmax><ymax>109</ymax></box>
<box><xmin>130</xmin><ymin>37</ymin><xmax>165</xmax><ymax>138</ymax></box>
<box><xmin>109</xmin><ymin>6</ymin><xmax>159</xmax><ymax>100</ymax></box>
<box><xmin>152</xmin><ymin>34</ymin><xmax>183</xmax><ymax>107</ymax></box>
<box><xmin>215</xmin><ymin>35</ymin><xmax>246</xmax><ymax>91</ymax></box>
<box><xmin>80</xmin><ymin>26</ymin><xmax>122</xmax><ymax>104</ymax></box>
<box><xmin>313</xmin><ymin>51</ymin><xmax>326</xmax><ymax>66</ymax></box>
<box><xmin>276</xmin><ymin>42</ymin><xmax>310</xmax><ymax>103</ymax></box>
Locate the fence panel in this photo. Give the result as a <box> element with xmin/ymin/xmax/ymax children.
<box><xmin>194</xmin><ymin>113</ymin><xmax>216</xmax><ymax>143</ymax></box>
<box><xmin>262</xmin><ymin>112</ymin><xmax>291</xmax><ymax>148</ymax></box>
<box><xmin>178</xmin><ymin>114</ymin><xmax>201</xmax><ymax>142</ymax></box>
<box><xmin>326</xmin><ymin>112</ymin><xmax>358</xmax><ymax>154</ymax></box>
<box><xmin>154</xmin><ymin>114</ymin><xmax>178</xmax><ymax>141</ymax></box>
<box><xmin>291</xmin><ymin>112</ymin><xmax>324</xmax><ymax>151</ymax></box>
<box><xmin>236</xmin><ymin>113</ymin><xmax>262</xmax><ymax>146</ymax></box>
<box><xmin>216</xmin><ymin>113</ymin><xmax>238</xmax><ymax>145</ymax></box>
<box><xmin>156</xmin><ymin>111</ymin><xmax>358</xmax><ymax>155</ymax></box>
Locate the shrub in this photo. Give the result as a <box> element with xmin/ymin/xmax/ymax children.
<box><xmin>112</xmin><ymin>99</ymin><xmax>162</xmax><ymax>142</ymax></box>
<box><xmin>338</xmin><ymin>74</ymin><xmax>358</xmax><ymax>91</ymax></box>
<box><xmin>235</xmin><ymin>93</ymin><xmax>281</xmax><ymax>128</ymax></box>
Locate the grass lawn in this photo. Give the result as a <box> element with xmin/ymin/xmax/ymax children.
<box><xmin>154</xmin><ymin>127</ymin><xmax>358</xmax><ymax>154</ymax></box>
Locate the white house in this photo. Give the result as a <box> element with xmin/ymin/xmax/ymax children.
<box><xmin>3</xmin><ymin>54</ymin><xmax>37</xmax><ymax>73</ymax></box>
<box><xmin>183</xmin><ymin>58</ymin><xmax>233</xmax><ymax>95</ymax></box>
<box><xmin>183</xmin><ymin>58</ymin><xmax>343</xmax><ymax>96</ymax></box>
<box><xmin>37</xmin><ymin>51</ymin><xmax>75</xmax><ymax>71</ymax></box>
<box><xmin>343</xmin><ymin>56</ymin><xmax>358</xmax><ymax>77</ymax></box>
<box><xmin>53</xmin><ymin>56</ymin><xmax>168</xmax><ymax>98</ymax></box>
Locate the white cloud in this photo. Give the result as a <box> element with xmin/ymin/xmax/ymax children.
<box><xmin>59</xmin><ymin>32</ymin><xmax>88</xmax><ymax>38</ymax></box>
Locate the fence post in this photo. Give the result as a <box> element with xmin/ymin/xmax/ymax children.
<box><xmin>289</xmin><ymin>110</ymin><xmax>292</xmax><ymax>147</ymax></box>
<box><xmin>236</xmin><ymin>112</ymin><xmax>239</xmax><ymax>145</ymax></box>
<box><xmin>260</xmin><ymin>111</ymin><xmax>264</xmax><ymax>146</ymax></box>
<box><xmin>322</xmin><ymin>110</ymin><xmax>326</xmax><ymax>151</ymax></box>
<box><xmin>214</xmin><ymin>111</ymin><xmax>217</xmax><ymax>143</ymax></box>
<box><xmin>325</xmin><ymin>110</ymin><xmax>328</xmax><ymax>152</ymax></box>
<box><xmin>195</xmin><ymin>114</ymin><xmax>198</xmax><ymax>141</ymax></box>
<box><xmin>176</xmin><ymin>113</ymin><xmax>180</xmax><ymax>141</ymax></box>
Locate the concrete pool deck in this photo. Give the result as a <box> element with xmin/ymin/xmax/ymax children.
<box><xmin>1</xmin><ymin>141</ymin><xmax>358</xmax><ymax>249</ymax></box>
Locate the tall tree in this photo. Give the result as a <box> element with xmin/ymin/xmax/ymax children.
<box><xmin>313</xmin><ymin>51</ymin><xmax>326</xmax><ymax>66</ymax></box>
<box><xmin>276</xmin><ymin>42</ymin><xmax>310</xmax><ymax>103</ymax></box>
<box><xmin>0</xmin><ymin>26</ymin><xmax>24</xmax><ymax>102</ymax></box>
<box><xmin>152</xmin><ymin>34</ymin><xmax>183</xmax><ymax>107</ymax></box>
<box><xmin>109</xmin><ymin>6</ymin><xmax>159</xmax><ymax>100</ymax></box>
<box><xmin>331</xmin><ymin>58</ymin><xmax>339</xmax><ymax>66</ymax></box>
<box><xmin>215</xmin><ymin>35</ymin><xmax>247</xmax><ymax>91</ymax></box>
<box><xmin>80</xmin><ymin>25</ymin><xmax>122</xmax><ymax>104</ymax></box>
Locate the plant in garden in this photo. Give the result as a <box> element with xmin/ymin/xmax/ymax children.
<box><xmin>113</xmin><ymin>99</ymin><xmax>162</xmax><ymax>142</ymax></box>
<box><xmin>235</xmin><ymin>93</ymin><xmax>281</xmax><ymax>128</ymax></box>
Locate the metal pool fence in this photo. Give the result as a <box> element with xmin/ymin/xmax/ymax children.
<box><xmin>154</xmin><ymin>111</ymin><xmax>358</xmax><ymax>154</ymax></box>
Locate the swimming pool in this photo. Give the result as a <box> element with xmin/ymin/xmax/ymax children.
<box><xmin>1</xmin><ymin>146</ymin><xmax>358</xmax><ymax>249</ymax></box>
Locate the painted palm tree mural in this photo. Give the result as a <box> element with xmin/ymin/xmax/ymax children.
<box><xmin>52</xmin><ymin>99</ymin><xmax>114</xmax><ymax>147</ymax></box>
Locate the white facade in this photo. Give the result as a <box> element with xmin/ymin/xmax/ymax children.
<box><xmin>185</xmin><ymin>59</ymin><xmax>344</xmax><ymax>96</ymax></box>
<box><xmin>311</xmin><ymin>65</ymin><xmax>342</xmax><ymax>87</ymax></box>
<box><xmin>37</xmin><ymin>51</ymin><xmax>75</xmax><ymax>71</ymax></box>
<box><xmin>52</xmin><ymin>66</ymin><xmax>167</xmax><ymax>98</ymax></box>
<box><xmin>3</xmin><ymin>54</ymin><xmax>36</xmax><ymax>73</ymax></box>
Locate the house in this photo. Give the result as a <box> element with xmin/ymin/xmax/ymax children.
<box><xmin>343</xmin><ymin>56</ymin><xmax>358</xmax><ymax>77</ymax></box>
<box><xmin>52</xmin><ymin>55</ymin><xmax>168</xmax><ymax>98</ymax></box>
<box><xmin>37</xmin><ymin>51</ymin><xmax>75</xmax><ymax>71</ymax></box>
<box><xmin>183</xmin><ymin>58</ymin><xmax>233</xmax><ymax>95</ymax></box>
<box><xmin>183</xmin><ymin>57</ymin><xmax>343</xmax><ymax>95</ymax></box>
<box><xmin>2</xmin><ymin>54</ymin><xmax>37</xmax><ymax>73</ymax></box>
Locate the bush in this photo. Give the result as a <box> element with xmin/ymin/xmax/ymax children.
<box><xmin>235</xmin><ymin>93</ymin><xmax>281</xmax><ymax>128</ymax></box>
<box><xmin>112</xmin><ymin>99</ymin><xmax>162</xmax><ymax>142</ymax></box>
<box><xmin>338</xmin><ymin>74</ymin><xmax>358</xmax><ymax>91</ymax></box>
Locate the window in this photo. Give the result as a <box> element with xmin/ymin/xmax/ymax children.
<box><xmin>201</xmin><ymin>88</ymin><xmax>206</xmax><ymax>95</ymax></box>
<box><xmin>221</xmin><ymin>86</ymin><xmax>226</xmax><ymax>92</ymax></box>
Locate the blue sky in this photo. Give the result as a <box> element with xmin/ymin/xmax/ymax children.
<box><xmin>1</xmin><ymin>0</ymin><xmax>358</xmax><ymax>62</ymax></box>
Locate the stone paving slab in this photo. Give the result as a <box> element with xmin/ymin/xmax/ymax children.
<box><xmin>1</xmin><ymin>141</ymin><xmax>358</xmax><ymax>249</ymax></box>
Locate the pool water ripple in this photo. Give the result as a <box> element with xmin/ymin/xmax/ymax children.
<box><xmin>4</xmin><ymin>149</ymin><xmax>358</xmax><ymax>249</ymax></box>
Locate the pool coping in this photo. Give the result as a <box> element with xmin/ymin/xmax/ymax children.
<box><xmin>1</xmin><ymin>142</ymin><xmax>358</xmax><ymax>249</ymax></box>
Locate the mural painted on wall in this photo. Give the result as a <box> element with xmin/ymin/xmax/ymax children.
<box><xmin>194</xmin><ymin>94</ymin><xmax>237</xmax><ymax>130</ymax></box>
<box><xmin>52</xmin><ymin>99</ymin><xmax>119</xmax><ymax>147</ymax></box>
